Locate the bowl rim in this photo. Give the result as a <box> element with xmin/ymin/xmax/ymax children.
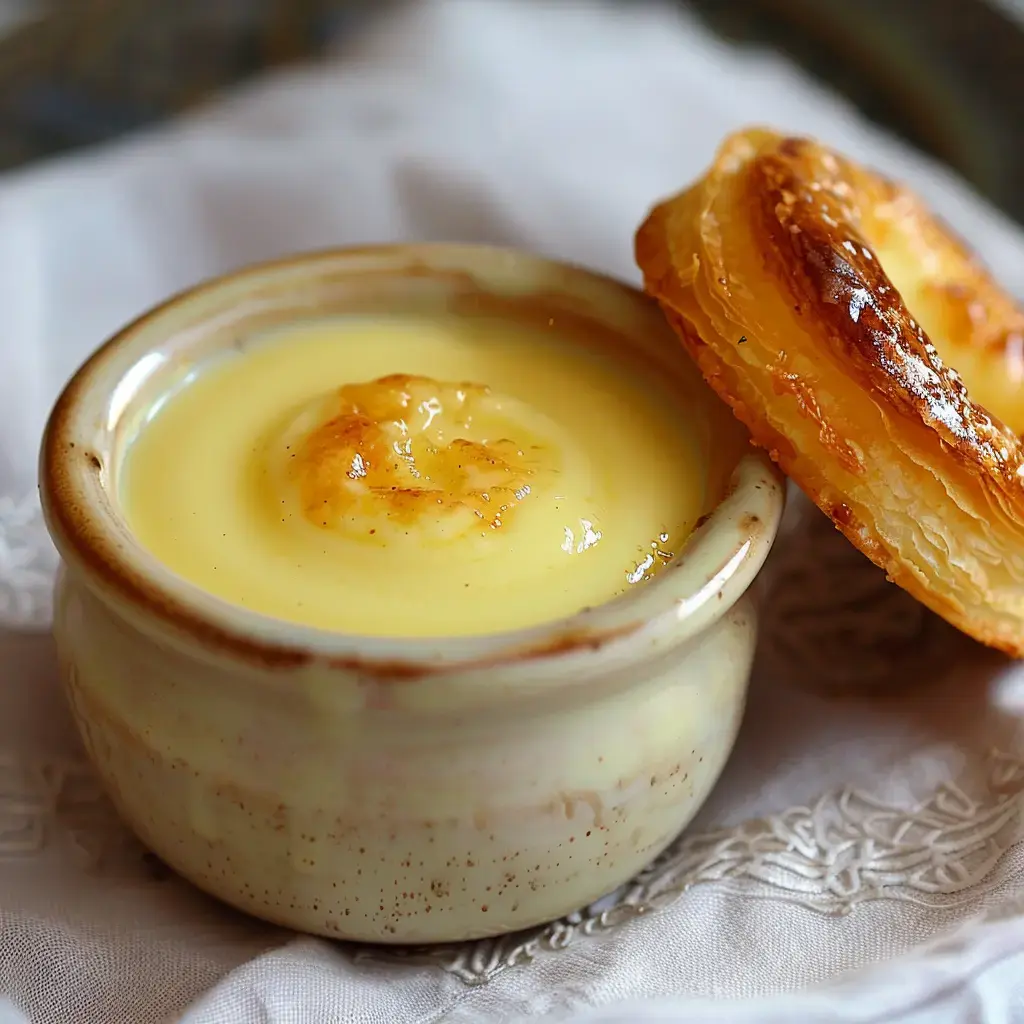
<box><xmin>38</xmin><ymin>242</ymin><xmax>785</xmax><ymax>680</ymax></box>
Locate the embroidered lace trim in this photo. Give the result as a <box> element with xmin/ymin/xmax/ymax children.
<box><xmin>0</xmin><ymin>492</ymin><xmax>57</xmax><ymax>630</ymax></box>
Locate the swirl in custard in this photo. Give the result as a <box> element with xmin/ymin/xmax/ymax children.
<box><xmin>266</xmin><ymin>373</ymin><xmax>554</xmax><ymax>544</ymax></box>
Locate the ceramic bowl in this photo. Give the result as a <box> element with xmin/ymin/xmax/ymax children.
<box><xmin>38</xmin><ymin>244</ymin><xmax>784</xmax><ymax>943</ymax></box>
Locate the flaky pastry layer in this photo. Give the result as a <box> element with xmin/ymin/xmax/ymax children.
<box><xmin>636</xmin><ymin>128</ymin><xmax>1024</xmax><ymax>655</ymax></box>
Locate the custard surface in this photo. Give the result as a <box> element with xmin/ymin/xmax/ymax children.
<box><xmin>123</xmin><ymin>315</ymin><xmax>704</xmax><ymax>636</ymax></box>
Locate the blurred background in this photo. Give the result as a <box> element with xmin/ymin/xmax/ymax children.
<box><xmin>0</xmin><ymin>0</ymin><xmax>1020</xmax><ymax>223</ymax></box>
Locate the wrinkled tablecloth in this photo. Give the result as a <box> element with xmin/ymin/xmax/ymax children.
<box><xmin>1</xmin><ymin>2</ymin><xmax>1023</xmax><ymax>1021</ymax></box>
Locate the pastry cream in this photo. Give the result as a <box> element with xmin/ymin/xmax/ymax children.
<box><xmin>123</xmin><ymin>315</ymin><xmax>704</xmax><ymax>636</ymax></box>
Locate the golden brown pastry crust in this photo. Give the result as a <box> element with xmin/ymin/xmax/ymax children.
<box><xmin>636</xmin><ymin>127</ymin><xmax>1024</xmax><ymax>656</ymax></box>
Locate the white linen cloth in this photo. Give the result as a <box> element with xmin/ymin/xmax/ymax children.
<box><xmin>1</xmin><ymin>1</ymin><xmax>1024</xmax><ymax>1021</ymax></box>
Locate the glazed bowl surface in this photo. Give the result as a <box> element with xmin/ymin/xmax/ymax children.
<box><xmin>39</xmin><ymin>244</ymin><xmax>784</xmax><ymax>943</ymax></box>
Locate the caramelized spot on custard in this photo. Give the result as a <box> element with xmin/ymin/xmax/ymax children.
<box><xmin>287</xmin><ymin>373</ymin><xmax>544</xmax><ymax>536</ymax></box>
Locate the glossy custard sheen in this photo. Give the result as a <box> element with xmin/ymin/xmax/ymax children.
<box><xmin>123</xmin><ymin>315</ymin><xmax>705</xmax><ymax>637</ymax></box>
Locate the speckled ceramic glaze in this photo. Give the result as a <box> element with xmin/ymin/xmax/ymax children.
<box><xmin>38</xmin><ymin>245</ymin><xmax>784</xmax><ymax>943</ymax></box>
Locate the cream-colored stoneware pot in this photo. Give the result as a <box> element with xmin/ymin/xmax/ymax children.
<box><xmin>39</xmin><ymin>245</ymin><xmax>784</xmax><ymax>944</ymax></box>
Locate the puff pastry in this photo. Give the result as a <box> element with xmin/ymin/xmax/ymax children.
<box><xmin>636</xmin><ymin>127</ymin><xmax>1024</xmax><ymax>655</ymax></box>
